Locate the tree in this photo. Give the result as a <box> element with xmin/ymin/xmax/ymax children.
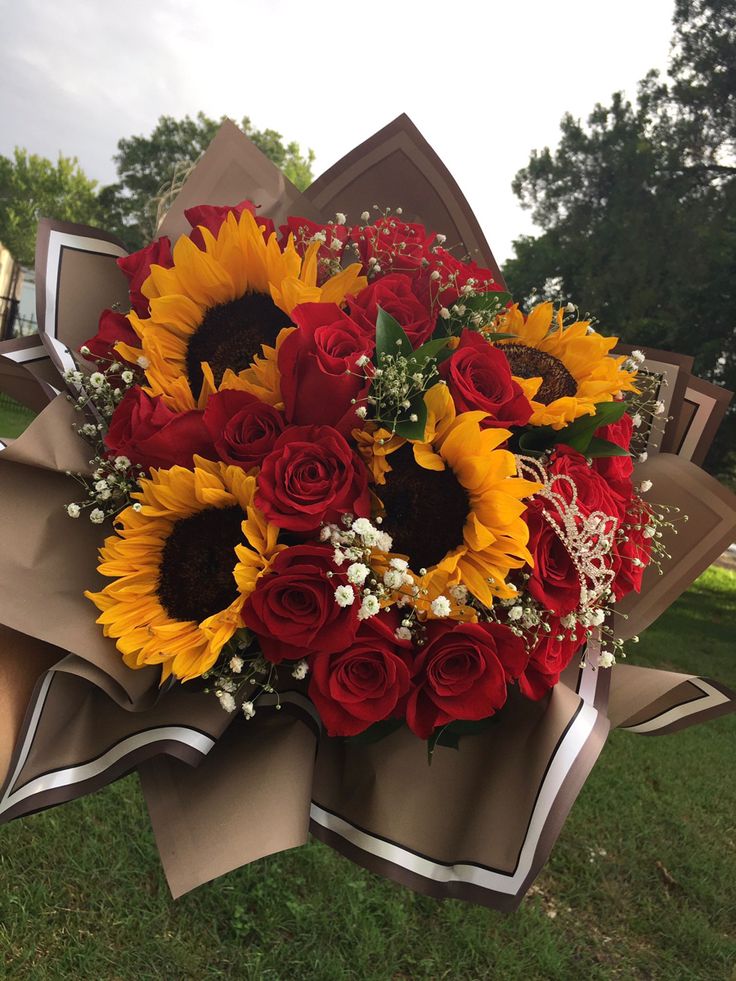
<box><xmin>99</xmin><ymin>113</ymin><xmax>315</xmax><ymax>252</ymax></box>
<box><xmin>504</xmin><ymin>0</ymin><xmax>736</xmax><ymax>485</ymax></box>
<box><xmin>0</xmin><ymin>149</ymin><xmax>100</xmax><ymax>266</ymax></box>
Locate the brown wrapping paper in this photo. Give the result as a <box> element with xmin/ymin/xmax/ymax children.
<box><xmin>616</xmin><ymin>454</ymin><xmax>736</xmax><ymax>640</ymax></box>
<box><xmin>0</xmin><ymin>354</ymin><xmax>55</xmax><ymax>415</ymax></box>
<box><xmin>1</xmin><ymin>116</ymin><xmax>734</xmax><ymax>911</ymax></box>
<box><xmin>0</xmin><ymin>333</ymin><xmax>62</xmax><ymax>390</ymax></box>
<box><xmin>607</xmin><ymin>664</ymin><xmax>734</xmax><ymax>734</ymax></box>
<box><xmin>35</xmin><ymin>217</ymin><xmax>130</xmax><ymax>379</ymax></box>
<box><xmin>0</xmin><ymin>627</ymin><xmax>62</xmax><ymax>784</ymax></box>
<box><xmin>305</xmin><ymin>114</ymin><xmax>504</xmax><ymax>287</ymax></box>
<box><xmin>670</xmin><ymin>374</ymin><xmax>732</xmax><ymax>466</ymax></box>
<box><xmin>158</xmin><ymin>120</ymin><xmax>320</xmax><ymax>243</ymax></box>
<box><xmin>140</xmin><ymin>712</ymin><xmax>316</xmax><ymax>899</ymax></box>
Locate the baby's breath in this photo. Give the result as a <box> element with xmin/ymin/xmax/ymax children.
<box><xmin>203</xmin><ymin>629</ymin><xmax>284</xmax><ymax>717</ymax></box>
<box><xmin>366</xmin><ymin>345</ymin><xmax>440</xmax><ymax>435</ymax></box>
<box><xmin>62</xmin><ymin>359</ymin><xmax>144</xmax><ymax>522</ymax></box>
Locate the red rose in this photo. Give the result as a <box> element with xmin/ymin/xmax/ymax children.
<box><xmin>349</xmin><ymin>273</ymin><xmax>434</xmax><ymax>348</ymax></box>
<box><xmin>243</xmin><ymin>545</ymin><xmax>359</xmax><ymax>662</ymax></box>
<box><xmin>525</xmin><ymin>499</ymin><xmax>582</xmax><ymax>616</ymax></box>
<box><xmin>203</xmin><ymin>390</ymin><xmax>285</xmax><ymax>471</ymax></box>
<box><xmin>593</xmin><ymin>411</ymin><xmax>634</xmax><ymax>488</ymax></box>
<box><xmin>117</xmin><ymin>237</ymin><xmax>173</xmax><ymax>317</ymax></box>
<box><xmin>350</xmin><ymin>218</ymin><xmax>434</xmax><ymax>279</ymax></box>
<box><xmin>255</xmin><ymin>425</ymin><xmax>370</xmax><ymax>532</ymax></box>
<box><xmin>185</xmin><ymin>200</ymin><xmax>275</xmax><ymax>249</ymax></box>
<box><xmin>308</xmin><ymin>611</ymin><xmax>413</xmax><ymax>736</ymax></box>
<box><xmin>439</xmin><ymin>330</ymin><xmax>533</xmax><ymax>429</ymax></box>
<box><xmin>406</xmin><ymin>621</ymin><xmax>527</xmax><ymax>739</ymax></box>
<box><xmin>279</xmin><ymin>216</ymin><xmax>348</xmax><ymax>264</ymax></box>
<box><xmin>105</xmin><ymin>387</ymin><xmax>213</xmax><ymax>470</ymax></box>
<box><xmin>596</xmin><ymin>411</ymin><xmax>633</xmax><ymax>451</ymax></box>
<box><xmin>81</xmin><ymin>309</ymin><xmax>140</xmax><ymax>367</ymax></box>
<box><xmin>278</xmin><ymin>303</ymin><xmax>373</xmax><ymax>434</ymax></box>
<box><xmin>612</xmin><ymin>500</ymin><xmax>652</xmax><ymax>600</ymax></box>
<box><xmin>519</xmin><ymin>620</ymin><xmax>582</xmax><ymax>700</ymax></box>
<box><xmin>549</xmin><ymin>446</ymin><xmax>629</xmax><ymax>523</ymax></box>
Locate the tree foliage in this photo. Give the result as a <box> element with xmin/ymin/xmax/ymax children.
<box><xmin>0</xmin><ymin>149</ymin><xmax>100</xmax><ymax>266</ymax></box>
<box><xmin>504</xmin><ymin>0</ymin><xmax>736</xmax><ymax>484</ymax></box>
<box><xmin>0</xmin><ymin>114</ymin><xmax>315</xmax><ymax>270</ymax></box>
<box><xmin>99</xmin><ymin>113</ymin><xmax>315</xmax><ymax>251</ymax></box>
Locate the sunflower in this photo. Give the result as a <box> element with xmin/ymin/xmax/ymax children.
<box><xmin>118</xmin><ymin>210</ymin><xmax>368</xmax><ymax>412</ymax></box>
<box><xmin>493</xmin><ymin>302</ymin><xmax>638</xmax><ymax>430</ymax></box>
<box><xmin>374</xmin><ymin>385</ymin><xmax>541</xmax><ymax>613</ymax></box>
<box><xmin>85</xmin><ymin>459</ymin><xmax>283</xmax><ymax>683</ymax></box>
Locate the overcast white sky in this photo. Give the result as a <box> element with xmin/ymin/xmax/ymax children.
<box><xmin>0</xmin><ymin>0</ymin><xmax>675</xmax><ymax>264</ymax></box>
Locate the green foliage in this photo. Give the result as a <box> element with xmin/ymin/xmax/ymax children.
<box><xmin>0</xmin><ymin>568</ymin><xmax>734</xmax><ymax>979</ymax></box>
<box><xmin>0</xmin><ymin>149</ymin><xmax>100</xmax><ymax>266</ymax></box>
<box><xmin>0</xmin><ymin>113</ymin><xmax>315</xmax><ymax>283</ymax></box>
<box><xmin>100</xmin><ymin>112</ymin><xmax>315</xmax><ymax>252</ymax></box>
<box><xmin>504</xmin><ymin>0</ymin><xmax>736</xmax><ymax>486</ymax></box>
<box><xmin>516</xmin><ymin>401</ymin><xmax>629</xmax><ymax>458</ymax></box>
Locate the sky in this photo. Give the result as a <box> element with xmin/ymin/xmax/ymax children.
<box><xmin>0</xmin><ymin>0</ymin><xmax>676</xmax><ymax>265</ymax></box>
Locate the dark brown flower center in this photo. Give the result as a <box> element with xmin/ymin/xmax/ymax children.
<box><xmin>379</xmin><ymin>444</ymin><xmax>468</xmax><ymax>570</ymax></box>
<box><xmin>502</xmin><ymin>343</ymin><xmax>577</xmax><ymax>404</ymax></box>
<box><xmin>157</xmin><ymin>505</ymin><xmax>244</xmax><ymax>622</ymax></box>
<box><xmin>186</xmin><ymin>292</ymin><xmax>292</xmax><ymax>397</ymax></box>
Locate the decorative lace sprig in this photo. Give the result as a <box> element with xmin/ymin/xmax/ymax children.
<box><xmin>515</xmin><ymin>455</ymin><xmax>619</xmax><ymax>609</ymax></box>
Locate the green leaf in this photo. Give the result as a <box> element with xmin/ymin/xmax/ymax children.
<box><xmin>427</xmin><ymin>715</ymin><xmax>503</xmax><ymax>762</ymax></box>
<box><xmin>433</xmin><ymin>344</ymin><xmax>456</xmax><ymax>365</ymax></box>
<box><xmin>589</xmin><ymin>400</ymin><xmax>629</xmax><ymax>426</ymax></box>
<box><xmin>514</xmin><ymin>402</ymin><xmax>630</xmax><ymax>458</ymax></box>
<box><xmin>375</xmin><ymin>306</ymin><xmax>412</xmax><ymax>361</ymax></box>
<box><xmin>483</xmin><ymin>332</ymin><xmax>518</xmax><ymax>341</ymax></box>
<box><xmin>517</xmin><ymin>426</ymin><xmax>556</xmax><ymax>455</ymax></box>
<box><xmin>346</xmin><ymin>717</ymin><xmax>404</xmax><ymax>746</ymax></box>
<box><xmin>439</xmin><ymin>717</ymin><xmax>500</xmax><ymax>742</ymax></box>
<box><xmin>390</xmin><ymin>396</ymin><xmax>428</xmax><ymax>441</ymax></box>
<box><xmin>585</xmin><ymin>436</ymin><xmax>630</xmax><ymax>458</ymax></box>
<box><xmin>555</xmin><ymin>402</ymin><xmax>629</xmax><ymax>453</ymax></box>
<box><xmin>412</xmin><ymin>336</ymin><xmax>451</xmax><ymax>365</ymax></box>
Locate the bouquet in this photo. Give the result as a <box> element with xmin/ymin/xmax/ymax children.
<box><xmin>1</xmin><ymin>116</ymin><xmax>734</xmax><ymax>909</ymax></box>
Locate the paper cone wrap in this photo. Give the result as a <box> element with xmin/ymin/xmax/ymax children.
<box><xmin>1</xmin><ymin>116</ymin><xmax>734</xmax><ymax>911</ymax></box>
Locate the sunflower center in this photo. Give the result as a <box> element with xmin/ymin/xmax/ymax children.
<box><xmin>379</xmin><ymin>444</ymin><xmax>468</xmax><ymax>571</ymax></box>
<box><xmin>502</xmin><ymin>343</ymin><xmax>577</xmax><ymax>404</ymax></box>
<box><xmin>186</xmin><ymin>292</ymin><xmax>292</xmax><ymax>396</ymax></box>
<box><xmin>157</xmin><ymin>505</ymin><xmax>244</xmax><ymax>622</ymax></box>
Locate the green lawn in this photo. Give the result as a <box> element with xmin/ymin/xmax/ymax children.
<box><xmin>0</xmin><ymin>567</ymin><xmax>734</xmax><ymax>980</ymax></box>
<box><xmin>0</xmin><ymin>393</ymin><xmax>37</xmax><ymax>440</ymax></box>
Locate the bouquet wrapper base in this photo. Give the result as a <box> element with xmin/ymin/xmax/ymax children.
<box><xmin>0</xmin><ymin>397</ymin><xmax>732</xmax><ymax>908</ymax></box>
<box><xmin>140</xmin><ymin>713</ymin><xmax>316</xmax><ymax>899</ymax></box>
<box><xmin>1</xmin><ymin>117</ymin><xmax>735</xmax><ymax>910</ymax></box>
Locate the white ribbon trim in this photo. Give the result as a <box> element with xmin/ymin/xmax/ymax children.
<box><xmin>622</xmin><ymin>678</ymin><xmax>729</xmax><ymax>733</ymax></box>
<box><xmin>310</xmin><ymin>702</ymin><xmax>598</xmax><ymax>894</ymax></box>
<box><xmin>0</xmin><ymin>672</ymin><xmax>214</xmax><ymax>817</ymax></box>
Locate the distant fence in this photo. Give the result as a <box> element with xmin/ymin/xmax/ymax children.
<box><xmin>0</xmin><ymin>295</ymin><xmax>37</xmax><ymax>340</ymax></box>
<box><xmin>0</xmin><ymin>293</ymin><xmax>19</xmax><ymax>339</ymax></box>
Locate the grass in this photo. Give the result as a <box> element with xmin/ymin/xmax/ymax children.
<box><xmin>0</xmin><ymin>394</ymin><xmax>37</xmax><ymax>440</ymax></box>
<box><xmin>0</xmin><ymin>567</ymin><xmax>733</xmax><ymax>979</ymax></box>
